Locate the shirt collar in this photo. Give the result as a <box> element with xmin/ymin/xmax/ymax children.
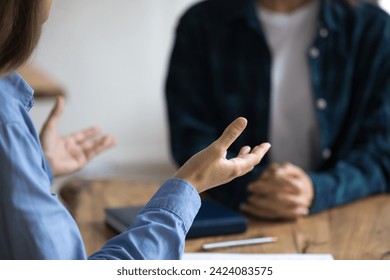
<box><xmin>223</xmin><ymin>0</ymin><xmax>340</xmax><ymax>32</ymax></box>
<box><xmin>222</xmin><ymin>0</ymin><xmax>259</xmax><ymax>24</ymax></box>
<box><xmin>319</xmin><ymin>0</ymin><xmax>340</xmax><ymax>31</ymax></box>
<box><xmin>7</xmin><ymin>72</ymin><xmax>35</xmax><ymax>111</ymax></box>
<box><xmin>219</xmin><ymin>0</ymin><xmax>262</xmax><ymax>35</ymax></box>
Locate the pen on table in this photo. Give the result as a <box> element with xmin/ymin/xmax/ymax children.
<box><xmin>202</xmin><ymin>236</ymin><xmax>278</xmax><ymax>250</ymax></box>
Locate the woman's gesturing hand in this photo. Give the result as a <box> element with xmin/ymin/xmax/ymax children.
<box><xmin>174</xmin><ymin>117</ymin><xmax>271</xmax><ymax>193</ymax></box>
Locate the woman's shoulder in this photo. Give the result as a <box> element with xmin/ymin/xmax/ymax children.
<box><xmin>0</xmin><ymin>73</ymin><xmax>33</xmax><ymax>126</ymax></box>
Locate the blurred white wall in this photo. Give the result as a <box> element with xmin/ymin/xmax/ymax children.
<box><xmin>30</xmin><ymin>0</ymin><xmax>199</xmax><ymax>183</ymax></box>
<box><xmin>381</xmin><ymin>0</ymin><xmax>390</xmax><ymax>12</ymax></box>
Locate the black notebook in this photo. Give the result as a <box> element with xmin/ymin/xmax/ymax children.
<box><xmin>105</xmin><ymin>199</ymin><xmax>248</xmax><ymax>239</ymax></box>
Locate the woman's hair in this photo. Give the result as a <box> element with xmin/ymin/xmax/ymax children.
<box><xmin>0</xmin><ymin>0</ymin><xmax>44</xmax><ymax>75</ymax></box>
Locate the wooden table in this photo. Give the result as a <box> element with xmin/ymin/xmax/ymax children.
<box><xmin>18</xmin><ymin>65</ymin><xmax>65</xmax><ymax>98</ymax></box>
<box><xmin>59</xmin><ymin>179</ymin><xmax>390</xmax><ymax>260</ymax></box>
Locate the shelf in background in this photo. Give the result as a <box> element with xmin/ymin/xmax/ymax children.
<box><xmin>18</xmin><ymin>65</ymin><xmax>65</xmax><ymax>99</ymax></box>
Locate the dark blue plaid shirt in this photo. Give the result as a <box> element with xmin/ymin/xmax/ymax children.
<box><xmin>165</xmin><ymin>0</ymin><xmax>390</xmax><ymax>213</ymax></box>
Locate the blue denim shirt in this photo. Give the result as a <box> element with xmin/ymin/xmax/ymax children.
<box><xmin>166</xmin><ymin>0</ymin><xmax>390</xmax><ymax>213</ymax></box>
<box><xmin>0</xmin><ymin>73</ymin><xmax>201</xmax><ymax>259</ymax></box>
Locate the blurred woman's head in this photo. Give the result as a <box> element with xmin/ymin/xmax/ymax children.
<box><xmin>0</xmin><ymin>0</ymin><xmax>52</xmax><ymax>76</ymax></box>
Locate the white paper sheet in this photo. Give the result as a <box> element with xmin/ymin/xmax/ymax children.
<box><xmin>183</xmin><ymin>253</ymin><xmax>334</xmax><ymax>260</ymax></box>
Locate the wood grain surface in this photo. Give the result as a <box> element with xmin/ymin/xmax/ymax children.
<box><xmin>59</xmin><ymin>179</ymin><xmax>390</xmax><ymax>259</ymax></box>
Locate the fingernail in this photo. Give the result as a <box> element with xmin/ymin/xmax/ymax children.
<box><xmin>262</xmin><ymin>143</ymin><xmax>271</xmax><ymax>149</ymax></box>
<box><xmin>301</xmin><ymin>208</ymin><xmax>309</xmax><ymax>216</ymax></box>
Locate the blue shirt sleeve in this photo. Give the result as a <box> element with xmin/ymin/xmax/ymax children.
<box><xmin>0</xmin><ymin>121</ymin><xmax>201</xmax><ymax>260</ymax></box>
<box><xmin>89</xmin><ymin>178</ymin><xmax>201</xmax><ymax>260</ymax></box>
<box><xmin>0</xmin><ymin>122</ymin><xmax>87</xmax><ymax>259</ymax></box>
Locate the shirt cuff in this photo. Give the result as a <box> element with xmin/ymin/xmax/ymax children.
<box><xmin>144</xmin><ymin>178</ymin><xmax>201</xmax><ymax>234</ymax></box>
<box><xmin>308</xmin><ymin>171</ymin><xmax>338</xmax><ymax>213</ymax></box>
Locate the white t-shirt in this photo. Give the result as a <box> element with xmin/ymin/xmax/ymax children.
<box><xmin>257</xmin><ymin>0</ymin><xmax>321</xmax><ymax>170</ymax></box>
